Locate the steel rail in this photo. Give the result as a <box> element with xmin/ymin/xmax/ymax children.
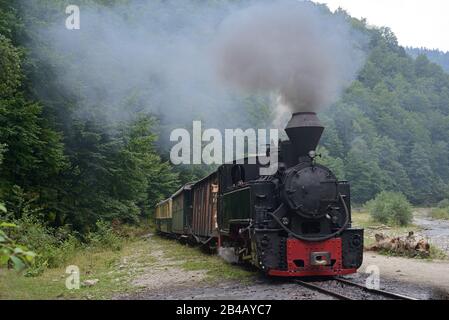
<box><xmin>295</xmin><ymin>280</ymin><xmax>353</xmax><ymax>300</ymax></box>
<box><xmin>335</xmin><ymin>278</ymin><xmax>418</xmax><ymax>301</ymax></box>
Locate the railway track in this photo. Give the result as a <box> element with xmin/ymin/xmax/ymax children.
<box><xmin>296</xmin><ymin>278</ymin><xmax>419</xmax><ymax>300</ymax></box>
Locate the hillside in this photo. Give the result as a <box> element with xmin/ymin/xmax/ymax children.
<box><xmin>317</xmin><ymin>12</ymin><xmax>449</xmax><ymax>204</ymax></box>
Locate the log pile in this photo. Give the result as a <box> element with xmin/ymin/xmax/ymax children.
<box><xmin>367</xmin><ymin>232</ymin><xmax>430</xmax><ymax>257</ymax></box>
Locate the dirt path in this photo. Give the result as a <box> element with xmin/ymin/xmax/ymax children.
<box><xmin>119</xmin><ymin>236</ymin><xmax>208</xmax><ymax>292</ymax></box>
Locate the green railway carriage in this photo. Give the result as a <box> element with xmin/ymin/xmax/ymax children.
<box><xmin>155</xmin><ymin>198</ymin><xmax>172</xmax><ymax>234</ymax></box>
<box><xmin>171</xmin><ymin>184</ymin><xmax>194</xmax><ymax>236</ymax></box>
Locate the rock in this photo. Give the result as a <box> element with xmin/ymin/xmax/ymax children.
<box><xmin>82</xmin><ymin>279</ymin><xmax>99</xmax><ymax>287</ymax></box>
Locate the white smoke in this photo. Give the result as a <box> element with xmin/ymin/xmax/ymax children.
<box><xmin>27</xmin><ymin>0</ymin><xmax>366</xmax><ymax>138</ymax></box>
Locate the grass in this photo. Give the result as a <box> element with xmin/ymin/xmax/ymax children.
<box><xmin>0</xmin><ymin>232</ymin><xmax>256</xmax><ymax>300</ymax></box>
<box><xmin>0</xmin><ymin>239</ymin><xmax>145</xmax><ymax>300</ymax></box>
<box><xmin>150</xmin><ymin>236</ymin><xmax>256</xmax><ymax>283</ymax></box>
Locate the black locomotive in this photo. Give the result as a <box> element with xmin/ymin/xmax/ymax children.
<box><xmin>156</xmin><ymin>112</ymin><xmax>364</xmax><ymax>277</ymax></box>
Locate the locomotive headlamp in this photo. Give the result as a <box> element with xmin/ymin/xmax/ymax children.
<box><xmin>308</xmin><ymin>150</ymin><xmax>316</xmax><ymax>159</ymax></box>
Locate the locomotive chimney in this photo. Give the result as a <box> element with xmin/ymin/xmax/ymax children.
<box><xmin>285</xmin><ymin>112</ymin><xmax>324</xmax><ymax>157</ymax></box>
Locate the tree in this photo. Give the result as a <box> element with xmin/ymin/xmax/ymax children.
<box><xmin>317</xmin><ymin>147</ymin><xmax>345</xmax><ymax>180</ymax></box>
<box><xmin>344</xmin><ymin>138</ymin><xmax>383</xmax><ymax>204</ymax></box>
<box><xmin>406</xmin><ymin>143</ymin><xmax>435</xmax><ymax>204</ymax></box>
<box><xmin>0</xmin><ymin>21</ymin><xmax>66</xmax><ymax>221</ymax></box>
<box><xmin>0</xmin><ymin>35</ymin><xmax>22</xmax><ymax>99</ymax></box>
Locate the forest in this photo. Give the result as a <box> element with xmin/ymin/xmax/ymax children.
<box><xmin>407</xmin><ymin>47</ymin><xmax>449</xmax><ymax>73</ymax></box>
<box><xmin>1</xmin><ymin>0</ymin><xmax>449</xmax><ymax>238</ymax></box>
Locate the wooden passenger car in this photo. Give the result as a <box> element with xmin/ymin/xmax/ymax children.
<box><xmin>191</xmin><ymin>172</ymin><xmax>219</xmax><ymax>241</ymax></box>
<box><xmin>171</xmin><ymin>184</ymin><xmax>193</xmax><ymax>237</ymax></box>
<box><xmin>154</xmin><ymin>198</ymin><xmax>172</xmax><ymax>234</ymax></box>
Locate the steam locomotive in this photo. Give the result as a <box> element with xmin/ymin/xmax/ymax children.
<box><xmin>155</xmin><ymin>112</ymin><xmax>364</xmax><ymax>277</ymax></box>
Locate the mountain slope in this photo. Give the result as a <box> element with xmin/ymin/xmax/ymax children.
<box><xmin>318</xmin><ymin>13</ymin><xmax>449</xmax><ymax>204</ymax></box>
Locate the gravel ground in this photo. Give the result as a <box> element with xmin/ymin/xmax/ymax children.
<box><xmin>121</xmin><ymin>271</ymin><xmax>449</xmax><ymax>300</ymax></box>
<box><xmin>360</xmin><ymin>253</ymin><xmax>449</xmax><ymax>299</ymax></box>
<box><xmin>118</xmin><ymin>251</ymin><xmax>449</xmax><ymax>300</ymax></box>
<box><xmin>119</xmin><ymin>277</ymin><xmax>335</xmax><ymax>300</ymax></box>
<box><xmin>120</xmin><ymin>269</ymin><xmax>449</xmax><ymax>300</ymax></box>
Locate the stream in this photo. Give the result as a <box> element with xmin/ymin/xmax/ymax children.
<box><xmin>413</xmin><ymin>209</ymin><xmax>449</xmax><ymax>255</ymax></box>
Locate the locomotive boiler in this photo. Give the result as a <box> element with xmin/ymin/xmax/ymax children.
<box><xmin>155</xmin><ymin>112</ymin><xmax>364</xmax><ymax>277</ymax></box>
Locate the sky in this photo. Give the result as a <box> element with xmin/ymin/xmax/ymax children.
<box><xmin>315</xmin><ymin>0</ymin><xmax>449</xmax><ymax>52</ymax></box>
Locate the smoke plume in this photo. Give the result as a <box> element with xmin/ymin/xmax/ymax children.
<box><xmin>26</xmin><ymin>0</ymin><xmax>365</xmax><ymax>140</ymax></box>
<box><xmin>214</xmin><ymin>1</ymin><xmax>365</xmax><ymax>112</ymax></box>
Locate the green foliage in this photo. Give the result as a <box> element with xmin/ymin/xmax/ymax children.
<box><xmin>316</xmin><ymin>147</ymin><xmax>345</xmax><ymax>180</ymax></box>
<box><xmin>6</xmin><ymin>213</ymin><xmax>79</xmax><ymax>275</ymax></box>
<box><xmin>0</xmin><ymin>205</ymin><xmax>36</xmax><ymax>271</ymax></box>
<box><xmin>58</xmin><ymin>116</ymin><xmax>179</xmax><ymax>231</ymax></box>
<box><xmin>1</xmin><ymin>0</ymin><xmax>449</xmax><ymax>243</ymax></box>
<box><xmin>86</xmin><ymin>221</ymin><xmax>122</xmax><ymax>251</ymax></box>
<box><xmin>0</xmin><ymin>143</ymin><xmax>5</xmax><ymax>166</ymax></box>
<box><xmin>366</xmin><ymin>191</ymin><xmax>413</xmax><ymax>226</ymax></box>
<box><xmin>430</xmin><ymin>208</ymin><xmax>449</xmax><ymax>221</ymax></box>
<box><xmin>0</xmin><ymin>2</ymin><xmax>67</xmax><ymax>223</ymax></box>
<box><xmin>0</xmin><ymin>34</ymin><xmax>21</xmax><ymax>98</ymax></box>
<box><xmin>1</xmin><ymin>0</ymin><xmax>180</xmax><ymax>230</ymax></box>
<box><xmin>319</xmin><ymin>19</ymin><xmax>449</xmax><ymax>205</ymax></box>
<box><xmin>437</xmin><ymin>199</ymin><xmax>449</xmax><ymax>209</ymax></box>
<box><xmin>431</xmin><ymin>199</ymin><xmax>449</xmax><ymax>220</ymax></box>
<box><xmin>407</xmin><ymin>48</ymin><xmax>449</xmax><ymax>73</ymax></box>
<box><xmin>3</xmin><ymin>213</ymin><xmax>124</xmax><ymax>275</ymax></box>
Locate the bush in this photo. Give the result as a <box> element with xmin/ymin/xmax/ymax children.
<box><xmin>2</xmin><ymin>213</ymin><xmax>81</xmax><ymax>275</ymax></box>
<box><xmin>86</xmin><ymin>221</ymin><xmax>122</xmax><ymax>251</ymax></box>
<box><xmin>0</xmin><ymin>222</ymin><xmax>36</xmax><ymax>271</ymax></box>
<box><xmin>437</xmin><ymin>199</ymin><xmax>449</xmax><ymax>209</ymax></box>
<box><xmin>366</xmin><ymin>191</ymin><xmax>413</xmax><ymax>226</ymax></box>
<box><xmin>2</xmin><ymin>208</ymin><xmax>124</xmax><ymax>275</ymax></box>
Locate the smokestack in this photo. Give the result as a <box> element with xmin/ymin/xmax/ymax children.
<box><xmin>285</xmin><ymin>112</ymin><xmax>324</xmax><ymax>157</ymax></box>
